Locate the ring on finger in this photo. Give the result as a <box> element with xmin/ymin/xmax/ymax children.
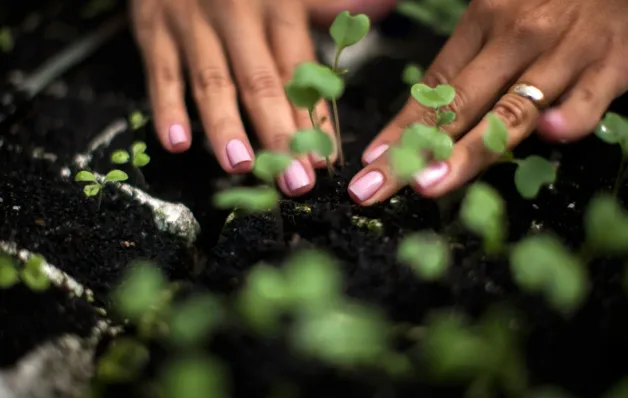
<box><xmin>508</xmin><ymin>82</ymin><xmax>549</xmax><ymax>110</ymax></box>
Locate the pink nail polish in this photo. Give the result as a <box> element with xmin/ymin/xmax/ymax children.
<box><xmin>414</xmin><ymin>162</ymin><xmax>449</xmax><ymax>190</ymax></box>
<box><xmin>349</xmin><ymin>171</ymin><xmax>384</xmax><ymax>201</ymax></box>
<box><xmin>283</xmin><ymin>160</ymin><xmax>310</xmax><ymax>192</ymax></box>
<box><xmin>168</xmin><ymin>124</ymin><xmax>187</xmax><ymax>146</ymax></box>
<box><xmin>364</xmin><ymin>144</ymin><xmax>389</xmax><ymax>164</ymax></box>
<box><xmin>541</xmin><ymin>110</ymin><xmax>566</xmax><ymax>132</ymax></box>
<box><xmin>226</xmin><ymin>139</ymin><xmax>252</xmax><ymax>167</ymax></box>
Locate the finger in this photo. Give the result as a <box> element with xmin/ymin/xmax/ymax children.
<box><xmin>217</xmin><ymin>1</ymin><xmax>315</xmax><ymax>196</ymax></box>
<box><xmin>170</xmin><ymin>5</ymin><xmax>253</xmax><ymax>173</ymax></box>
<box><xmin>131</xmin><ymin>3</ymin><xmax>191</xmax><ymax>153</ymax></box>
<box><xmin>538</xmin><ymin>60</ymin><xmax>628</xmax><ymax>142</ymax></box>
<box><xmin>305</xmin><ymin>0</ymin><xmax>398</xmax><ymax>26</ymax></box>
<box><xmin>361</xmin><ymin>13</ymin><xmax>485</xmax><ymax>165</ymax></box>
<box><xmin>266</xmin><ymin>0</ymin><xmax>336</xmax><ymax>167</ymax></box>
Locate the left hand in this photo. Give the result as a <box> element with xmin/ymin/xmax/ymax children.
<box><xmin>347</xmin><ymin>0</ymin><xmax>628</xmax><ymax>205</ymax></box>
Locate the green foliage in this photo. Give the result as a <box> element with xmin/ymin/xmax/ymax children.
<box><xmin>0</xmin><ymin>254</ymin><xmax>18</xmax><ymax>288</ymax></box>
<box><xmin>596</xmin><ymin>112</ymin><xmax>628</xmax><ymax>153</ymax></box>
<box><xmin>283</xmin><ymin>250</ymin><xmax>342</xmax><ymax>311</ymax></box>
<box><xmin>169</xmin><ymin>295</ymin><xmax>224</xmax><ymax>348</ymax></box>
<box><xmin>252</xmin><ymin>151</ymin><xmax>293</xmax><ymax>184</ymax></box>
<box><xmin>584</xmin><ymin>193</ymin><xmax>628</xmax><ymax>255</ymax></box>
<box><xmin>289</xmin><ymin>129</ymin><xmax>334</xmax><ymax>159</ymax></box>
<box><xmin>112</xmin><ymin>141</ymin><xmax>151</xmax><ymax>168</ymax></box>
<box><xmin>437</xmin><ymin>110</ymin><xmax>456</xmax><ymax>127</ymax></box>
<box><xmin>75</xmin><ymin>169</ymin><xmax>128</xmax><ymax>206</ymax></box>
<box><xmin>0</xmin><ymin>27</ymin><xmax>14</xmax><ymax>53</ymax></box>
<box><xmin>410</xmin><ymin>83</ymin><xmax>455</xmax><ymax>109</ymax></box>
<box><xmin>112</xmin><ymin>262</ymin><xmax>166</xmax><ymax>322</ymax></box>
<box><xmin>401</xmin><ymin>63</ymin><xmax>423</xmax><ymax>86</ymax></box>
<box><xmin>510</xmin><ymin>235</ymin><xmax>587</xmax><ymax>314</ymax></box>
<box><xmin>111</xmin><ymin>150</ymin><xmax>130</xmax><ymax>164</ymax></box>
<box><xmin>213</xmin><ymin>187</ymin><xmax>280</xmax><ymax>213</ymax></box>
<box><xmin>96</xmin><ymin>338</ymin><xmax>149</xmax><ymax>383</ymax></box>
<box><xmin>285</xmin><ymin>62</ymin><xmax>344</xmax><ymax>109</ymax></box>
<box><xmin>388</xmin><ymin>145</ymin><xmax>426</xmax><ymax>181</ymax></box>
<box><xmin>20</xmin><ymin>254</ymin><xmax>50</xmax><ymax>291</ymax></box>
<box><xmin>460</xmin><ymin>183</ymin><xmax>506</xmax><ymax>254</ymax></box>
<box><xmin>397</xmin><ymin>232</ymin><xmax>450</xmax><ymax>281</ymax></box>
<box><xmin>483</xmin><ymin>113</ymin><xmax>509</xmax><ymax>154</ymax></box>
<box><xmin>401</xmin><ymin>123</ymin><xmax>454</xmax><ymax>160</ymax></box>
<box><xmin>161</xmin><ymin>357</ymin><xmax>227</xmax><ymax>398</ymax></box>
<box><xmin>329</xmin><ymin>11</ymin><xmax>371</xmax><ymax>51</ymax></box>
<box><xmin>129</xmin><ymin>111</ymin><xmax>149</xmax><ymax>130</ymax></box>
<box><xmin>397</xmin><ymin>0</ymin><xmax>467</xmax><ymax>35</ymax></box>
<box><xmin>514</xmin><ymin>156</ymin><xmax>556</xmax><ymax>199</ymax></box>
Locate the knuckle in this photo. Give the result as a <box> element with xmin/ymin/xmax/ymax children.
<box><xmin>511</xmin><ymin>13</ymin><xmax>553</xmax><ymax>42</ymax></box>
<box><xmin>193</xmin><ymin>67</ymin><xmax>233</xmax><ymax>94</ymax></box>
<box><xmin>207</xmin><ymin>116</ymin><xmax>241</xmax><ymax>135</ymax></box>
<box><xmin>472</xmin><ymin>0</ymin><xmax>506</xmax><ymax>15</ymax></box>
<box><xmin>493</xmin><ymin>94</ymin><xmax>532</xmax><ymax>128</ymax></box>
<box><xmin>266</xmin><ymin>132</ymin><xmax>294</xmax><ymax>150</ymax></box>
<box><xmin>131</xmin><ymin>0</ymin><xmax>160</xmax><ymax>36</ymax></box>
<box><xmin>152</xmin><ymin>63</ymin><xmax>180</xmax><ymax>85</ymax></box>
<box><xmin>242</xmin><ymin>69</ymin><xmax>284</xmax><ymax>98</ymax></box>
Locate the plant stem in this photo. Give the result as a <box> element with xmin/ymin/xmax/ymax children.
<box><xmin>310</xmin><ymin>108</ymin><xmax>334</xmax><ymax>176</ymax></box>
<box><xmin>97</xmin><ymin>187</ymin><xmax>103</xmax><ymax>211</ymax></box>
<box><xmin>134</xmin><ymin>167</ymin><xmax>147</xmax><ymax>189</ymax></box>
<box><xmin>325</xmin><ymin>157</ymin><xmax>333</xmax><ymax>177</ymax></box>
<box><xmin>308</xmin><ymin>108</ymin><xmax>317</xmax><ymax>128</ymax></box>
<box><xmin>613</xmin><ymin>155</ymin><xmax>628</xmax><ymax>196</ymax></box>
<box><xmin>331</xmin><ymin>48</ymin><xmax>344</xmax><ymax>166</ymax></box>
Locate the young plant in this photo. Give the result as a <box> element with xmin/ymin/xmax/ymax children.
<box><xmin>0</xmin><ymin>253</ymin><xmax>18</xmax><ymax>288</ymax></box>
<box><xmin>397</xmin><ymin>231</ymin><xmax>450</xmax><ymax>281</ymax></box>
<box><xmin>128</xmin><ymin>110</ymin><xmax>149</xmax><ymax>130</ymax></box>
<box><xmin>482</xmin><ymin>113</ymin><xmax>556</xmax><ymax>199</ymax></box>
<box><xmin>459</xmin><ymin>182</ymin><xmax>507</xmax><ymax>255</ymax></box>
<box><xmin>111</xmin><ymin>141</ymin><xmax>151</xmax><ymax>187</ymax></box>
<box><xmin>0</xmin><ymin>27</ymin><xmax>13</xmax><ymax>53</ymax></box>
<box><xmin>75</xmin><ymin>169</ymin><xmax>128</xmax><ymax>210</ymax></box>
<box><xmin>160</xmin><ymin>356</ymin><xmax>228</xmax><ymax>398</ymax></box>
<box><xmin>595</xmin><ymin>112</ymin><xmax>628</xmax><ymax>195</ymax></box>
<box><xmin>401</xmin><ymin>63</ymin><xmax>423</xmax><ymax>86</ymax></box>
<box><xmin>289</xmin><ymin>128</ymin><xmax>335</xmax><ymax>174</ymax></box>
<box><xmin>582</xmin><ymin>193</ymin><xmax>628</xmax><ymax>257</ymax></box>
<box><xmin>0</xmin><ymin>253</ymin><xmax>50</xmax><ymax>291</ymax></box>
<box><xmin>396</xmin><ymin>0</ymin><xmax>467</xmax><ymax>36</ymax></box>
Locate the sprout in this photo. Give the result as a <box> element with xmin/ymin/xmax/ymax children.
<box><xmin>285</xmin><ymin>62</ymin><xmax>344</xmax><ymax>110</ymax></box>
<box><xmin>459</xmin><ymin>183</ymin><xmax>506</xmax><ymax>255</ymax></box>
<box><xmin>20</xmin><ymin>254</ymin><xmax>50</xmax><ymax>291</ymax></box>
<box><xmin>168</xmin><ymin>294</ymin><xmax>224</xmax><ymax>348</ymax></box>
<box><xmin>96</xmin><ymin>338</ymin><xmax>149</xmax><ymax>383</ymax></box>
<box><xmin>75</xmin><ymin>169</ymin><xmax>128</xmax><ymax>210</ymax></box>
<box><xmin>330</xmin><ymin>11</ymin><xmax>371</xmax><ymax>52</ymax></box>
<box><xmin>161</xmin><ymin>356</ymin><xmax>227</xmax><ymax>398</ymax></box>
<box><xmin>595</xmin><ymin>112</ymin><xmax>628</xmax><ymax>195</ymax></box>
<box><xmin>112</xmin><ymin>262</ymin><xmax>166</xmax><ymax>322</ymax></box>
<box><xmin>289</xmin><ymin>129</ymin><xmax>334</xmax><ymax>174</ymax></box>
<box><xmin>129</xmin><ymin>111</ymin><xmax>149</xmax><ymax>130</ymax></box>
<box><xmin>0</xmin><ymin>254</ymin><xmax>18</xmax><ymax>288</ymax></box>
<box><xmin>283</xmin><ymin>250</ymin><xmax>342</xmax><ymax>311</ymax></box>
<box><xmin>111</xmin><ymin>141</ymin><xmax>151</xmax><ymax>187</ymax></box>
<box><xmin>481</xmin><ymin>113</ymin><xmax>556</xmax><ymax>199</ymax></box>
<box><xmin>396</xmin><ymin>0</ymin><xmax>466</xmax><ymax>35</ymax></box>
<box><xmin>583</xmin><ymin>193</ymin><xmax>628</xmax><ymax>256</ymax></box>
<box><xmin>401</xmin><ymin>63</ymin><xmax>423</xmax><ymax>86</ymax></box>
<box><xmin>0</xmin><ymin>27</ymin><xmax>14</xmax><ymax>53</ymax></box>
<box><xmin>388</xmin><ymin>145</ymin><xmax>426</xmax><ymax>181</ymax></box>
<box><xmin>401</xmin><ymin>123</ymin><xmax>454</xmax><ymax>160</ymax></box>
<box><xmin>213</xmin><ymin>187</ymin><xmax>280</xmax><ymax>213</ymax></box>
<box><xmin>398</xmin><ymin>231</ymin><xmax>450</xmax><ymax>281</ymax></box>
<box><xmin>252</xmin><ymin>151</ymin><xmax>293</xmax><ymax>184</ymax></box>
<box><xmin>411</xmin><ymin>83</ymin><xmax>456</xmax><ymax>110</ymax></box>
<box><xmin>510</xmin><ymin>234</ymin><xmax>587</xmax><ymax>315</ymax></box>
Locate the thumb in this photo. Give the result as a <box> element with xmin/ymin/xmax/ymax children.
<box><xmin>305</xmin><ymin>0</ymin><xmax>397</xmax><ymax>27</ymax></box>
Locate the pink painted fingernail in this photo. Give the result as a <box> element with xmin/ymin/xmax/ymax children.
<box><xmin>540</xmin><ymin>110</ymin><xmax>566</xmax><ymax>133</ymax></box>
<box><xmin>349</xmin><ymin>171</ymin><xmax>384</xmax><ymax>201</ymax></box>
<box><xmin>226</xmin><ymin>139</ymin><xmax>252</xmax><ymax>167</ymax></box>
<box><xmin>414</xmin><ymin>162</ymin><xmax>449</xmax><ymax>190</ymax></box>
<box><xmin>168</xmin><ymin>124</ymin><xmax>187</xmax><ymax>146</ymax></box>
<box><xmin>283</xmin><ymin>160</ymin><xmax>310</xmax><ymax>192</ymax></box>
<box><xmin>364</xmin><ymin>144</ymin><xmax>389</xmax><ymax>164</ymax></box>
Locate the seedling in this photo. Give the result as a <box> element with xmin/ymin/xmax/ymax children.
<box><xmin>396</xmin><ymin>0</ymin><xmax>467</xmax><ymax>35</ymax></box>
<box><xmin>583</xmin><ymin>193</ymin><xmax>628</xmax><ymax>256</ymax></box>
<box><xmin>20</xmin><ymin>254</ymin><xmax>50</xmax><ymax>291</ymax></box>
<box><xmin>482</xmin><ymin>113</ymin><xmax>556</xmax><ymax>199</ymax></box>
<box><xmin>0</xmin><ymin>253</ymin><xmax>18</xmax><ymax>288</ymax></box>
<box><xmin>168</xmin><ymin>294</ymin><xmax>224</xmax><ymax>348</ymax></box>
<box><xmin>595</xmin><ymin>112</ymin><xmax>628</xmax><ymax>195</ymax></box>
<box><xmin>401</xmin><ymin>63</ymin><xmax>423</xmax><ymax>86</ymax></box>
<box><xmin>290</xmin><ymin>128</ymin><xmax>335</xmax><ymax>175</ymax></box>
<box><xmin>111</xmin><ymin>141</ymin><xmax>151</xmax><ymax>187</ymax></box>
<box><xmin>129</xmin><ymin>110</ymin><xmax>149</xmax><ymax>130</ymax></box>
<box><xmin>96</xmin><ymin>337</ymin><xmax>150</xmax><ymax>383</ymax></box>
<box><xmin>75</xmin><ymin>169</ymin><xmax>128</xmax><ymax>210</ymax></box>
<box><xmin>161</xmin><ymin>356</ymin><xmax>228</xmax><ymax>398</ymax></box>
<box><xmin>0</xmin><ymin>27</ymin><xmax>13</xmax><ymax>53</ymax></box>
<box><xmin>459</xmin><ymin>182</ymin><xmax>506</xmax><ymax>255</ymax></box>
<box><xmin>397</xmin><ymin>231</ymin><xmax>450</xmax><ymax>281</ymax></box>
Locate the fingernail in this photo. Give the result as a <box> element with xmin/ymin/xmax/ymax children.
<box><xmin>414</xmin><ymin>161</ymin><xmax>449</xmax><ymax>190</ymax></box>
<box><xmin>541</xmin><ymin>110</ymin><xmax>566</xmax><ymax>132</ymax></box>
<box><xmin>311</xmin><ymin>153</ymin><xmax>326</xmax><ymax>163</ymax></box>
<box><xmin>226</xmin><ymin>139</ymin><xmax>252</xmax><ymax>167</ymax></box>
<box><xmin>364</xmin><ymin>144</ymin><xmax>389</xmax><ymax>164</ymax></box>
<box><xmin>168</xmin><ymin>124</ymin><xmax>187</xmax><ymax>146</ymax></box>
<box><xmin>283</xmin><ymin>160</ymin><xmax>310</xmax><ymax>192</ymax></box>
<box><xmin>349</xmin><ymin>171</ymin><xmax>384</xmax><ymax>201</ymax></box>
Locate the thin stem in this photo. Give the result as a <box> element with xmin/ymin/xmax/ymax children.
<box><xmin>134</xmin><ymin>167</ymin><xmax>147</xmax><ymax>189</ymax></box>
<box><xmin>613</xmin><ymin>154</ymin><xmax>628</xmax><ymax>196</ymax></box>
<box><xmin>308</xmin><ymin>108</ymin><xmax>317</xmax><ymax>129</ymax></box>
<box><xmin>331</xmin><ymin>48</ymin><xmax>344</xmax><ymax>166</ymax></box>
<box><xmin>97</xmin><ymin>187</ymin><xmax>103</xmax><ymax>211</ymax></box>
<box><xmin>325</xmin><ymin>157</ymin><xmax>333</xmax><ymax>177</ymax></box>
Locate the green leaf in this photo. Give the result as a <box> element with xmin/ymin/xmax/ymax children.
<box><xmin>398</xmin><ymin>232</ymin><xmax>450</xmax><ymax>281</ymax></box>
<box><xmin>213</xmin><ymin>187</ymin><xmax>280</xmax><ymax>213</ymax></box>
<box><xmin>596</xmin><ymin>112</ymin><xmax>628</xmax><ymax>153</ymax></box>
<box><xmin>329</xmin><ymin>11</ymin><xmax>371</xmax><ymax>50</ymax></box>
<box><xmin>132</xmin><ymin>153</ymin><xmax>151</xmax><ymax>168</ymax></box>
<box><xmin>482</xmin><ymin>113</ymin><xmax>509</xmax><ymax>154</ymax></box>
<box><xmin>111</xmin><ymin>150</ymin><xmax>130</xmax><ymax>164</ymax></box>
<box><xmin>284</xmin><ymin>250</ymin><xmax>342</xmax><ymax>311</ymax></box>
<box><xmin>0</xmin><ymin>255</ymin><xmax>18</xmax><ymax>288</ymax></box>
<box><xmin>97</xmin><ymin>338</ymin><xmax>149</xmax><ymax>383</ymax></box>
<box><xmin>401</xmin><ymin>63</ymin><xmax>423</xmax><ymax>85</ymax></box>
<box><xmin>20</xmin><ymin>256</ymin><xmax>50</xmax><ymax>292</ymax></box>
<box><xmin>401</xmin><ymin>124</ymin><xmax>454</xmax><ymax>160</ymax></box>
<box><xmin>169</xmin><ymin>294</ymin><xmax>223</xmax><ymax>347</ymax></box>
<box><xmin>291</xmin><ymin>304</ymin><xmax>387</xmax><ymax>367</ymax></box>
<box><xmin>162</xmin><ymin>357</ymin><xmax>227</xmax><ymax>398</ymax></box>
<box><xmin>459</xmin><ymin>183</ymin><xmax>506</xmax><ymax>254</ymax></box>
<box><xmin>252</xmin><ymin>151</ymin><xmax>293</xmax><ymax>183</ymax></box>
<box><xmin>411</xmin><ymin>83</ymin><xmax>455</xmax><ymax>109</ymax></box>
<box><xmin>75</xmin><ymin>170</ymin><xmax>98</xmax><ymax>182</ymax></box>
<box><xmin>84</xmin><ymin>184</ymin><xmax>101</xmax><ymax>197</ymax></box>
<box><xmin>510</xmin><ymin>234</ymin><xmax>587</xmax><ymax>314</ymax></box>
<box><xmin>285</xmin><ymin>62</ymin><xmax>344</xmax><ymax>109</ymax></box>
<box><xmin>112</xmin><ymin>262</ymin><xmax>166</xmax><ymax>321</ymax></box>
<box><xmin>584</xmin><ymin>193</ymin><xmax>628</xmax><ymax>255</ymax></box>
<box><xmin>514</xmin><ymin>156</ymin><xmax>556</xmax><ymax>199</ymax></box>
<box><xmin>437</xmin><ymin>110</ymin><xmax>456</xmax><ymax>126</ymax></box>
<box><xmin>289</xmin><ymin>129</ymin><xmax>334</xmax><ymax>158</ymax></box>
<box><xmin>388</xmin><ymin>145</ymin><xmax>426</xmax><ymax>181</ymax></box>
<box><xmin>104</xmin><ymin>170</ymin><xmax>128</xmax><ymax>183</ymax></box>
<box><xmin>129</xmin><ymin>111</ymin><xmax>149</xmax><ymax>130</ymax></box>
<box><xmin>238</xmin><ymin>264</ymin><xmax>289</xmax><ymax>334</ymax></box>
<box><xmin>0</xmin><ymin>27</ymin><xmax>14</xmax><ymax>53</ymax></box>
<box><xmin>131</xmin><ymin>141</ymin><xmax>147</xmax><ymax>156</ymax></box>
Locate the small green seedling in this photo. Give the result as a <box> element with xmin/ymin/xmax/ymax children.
<box><xmin>0</xmin><ymin>27</ymin><xmax>14</xmax><ymax>53</ymax></box>
<box><xmin>0</xmin><ymin>253</ymin><xmax>18</xmax><ymax>288</ymax></box>
<box><xmin>252</xmin><ymin>150</ymin><xmax>293</xmax><ymax>185</ymax></box>
<box><xmin>213</xmin><ymin>187</ymin><xmax>280</xmax><ymax>213</ymax></box>
<box><xmin>482</xmin><ymin>113</ymin><xmax>556</xmax><ymax>199</ymax></box>
<box><xmin>583</xmin><ymin>193</ymin><xmax>628</xmax><ymax>256</ymax></box>
<box><xmin>290</xmin><ymin>129</ymin><xmax>335</xmax><ymax>175</ymax></box>
<box><xmin>96</xmin><ymin>337</ymin><xmax>150</xmax><ymax>383</ymax></box>
<box><xmin>161</xmin><ymin>356</ymin><xmax>228</xmax><ymax>398</ymax></box>
<box><xmin>459</xmin><ymin>182</ymin><xmax>506</xmax><ymax>255</ymax></box>
<box><xmin>75</xmin><ymin>170</ymin><xmax>128</xmax><ymax>210</ymax></box>
<box><xmin>20</xmin><ymin>254</ymin><xmax>50</xmax><ymax>291</ymax></box>
<box><xmin>111</xmin><ymin>141</ymin><xmax>151</xmax><ymax>187</ymax></box>
<box><xmin>401</xmin><ymin>63</ymin><xmax>423</xmax><ymax>86</ymax></box>
<box><xmin>510</xmin><ymin>234</ymin><xmax>587</xmax><ymax>315</ymax></box>
<box><xmin>168</xmin><ymin>294</ymin><xmax>224</xmax><ymax>348</ymax></box>
<box><xmin>129</xmin><ymin>110</ymin><xmax>149</xmax><ymax>130</ymax></box>
<box><xmin>595</xmin><ymin>112</ymin><xmax>628</xmax><ymax>195</ymax></box>
<box><xmin>396</xmin><ymin>0</ymin><xmax>467</xmax><ymax>35</ymax></box>
<box><xmin>397</xmin><ymin>231</ymin><xmax>450</xmax><ymax>281</ymax></box>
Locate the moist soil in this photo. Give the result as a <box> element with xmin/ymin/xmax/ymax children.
<box><xmin>3</xmin><ymin>1</ymin><xmax>628</xmax><ymax>397</ymax></box>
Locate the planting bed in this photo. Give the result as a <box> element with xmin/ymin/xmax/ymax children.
<box><xmin>3</xmin><ymin>1</ymin><xmax>628</xmax><ymax>398</ymax></box>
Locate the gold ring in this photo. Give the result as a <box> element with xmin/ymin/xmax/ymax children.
<box><xmin>508</xmin><ymin>83</ymin><xmax>547</xmax><ymax>109</ymax></box>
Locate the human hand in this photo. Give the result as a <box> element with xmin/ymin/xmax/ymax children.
<box><xmin>130</xmin><ymin>0</ymin><xmax>396</xmax><ymax>197</ymax></box>
<box><xmin>348</xmin><ymin>0</ymin><xmax>628</xmax><ymax>205</ymax></box>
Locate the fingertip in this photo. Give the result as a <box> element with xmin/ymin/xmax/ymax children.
<box><xmin>362</xmin><ymin>143</ymin><xmax>389</xmax><ymax>166</ymax></box>
<box><xmin>278</xmin><ymin>159</ymin><xmax>316</xmax><ymax>197</ymax></box>
<box><xmin>165</xmin><ymin>123</ymin><xmax>192</xmax><ymax>153</ymax></box>
<box><xmin>537</xmin><ymin>109</ymin><xmax>569</xmax><ymax>139</ymax></box>
<box><xmin>347</xmin><ymin>168</ymin><xmax>386</xmax><ymax>205</ymax></box>
<box><xmin>223</xmin><ymin>139</ymin><xmax>255</xmax><ymax>174</ymax></box>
